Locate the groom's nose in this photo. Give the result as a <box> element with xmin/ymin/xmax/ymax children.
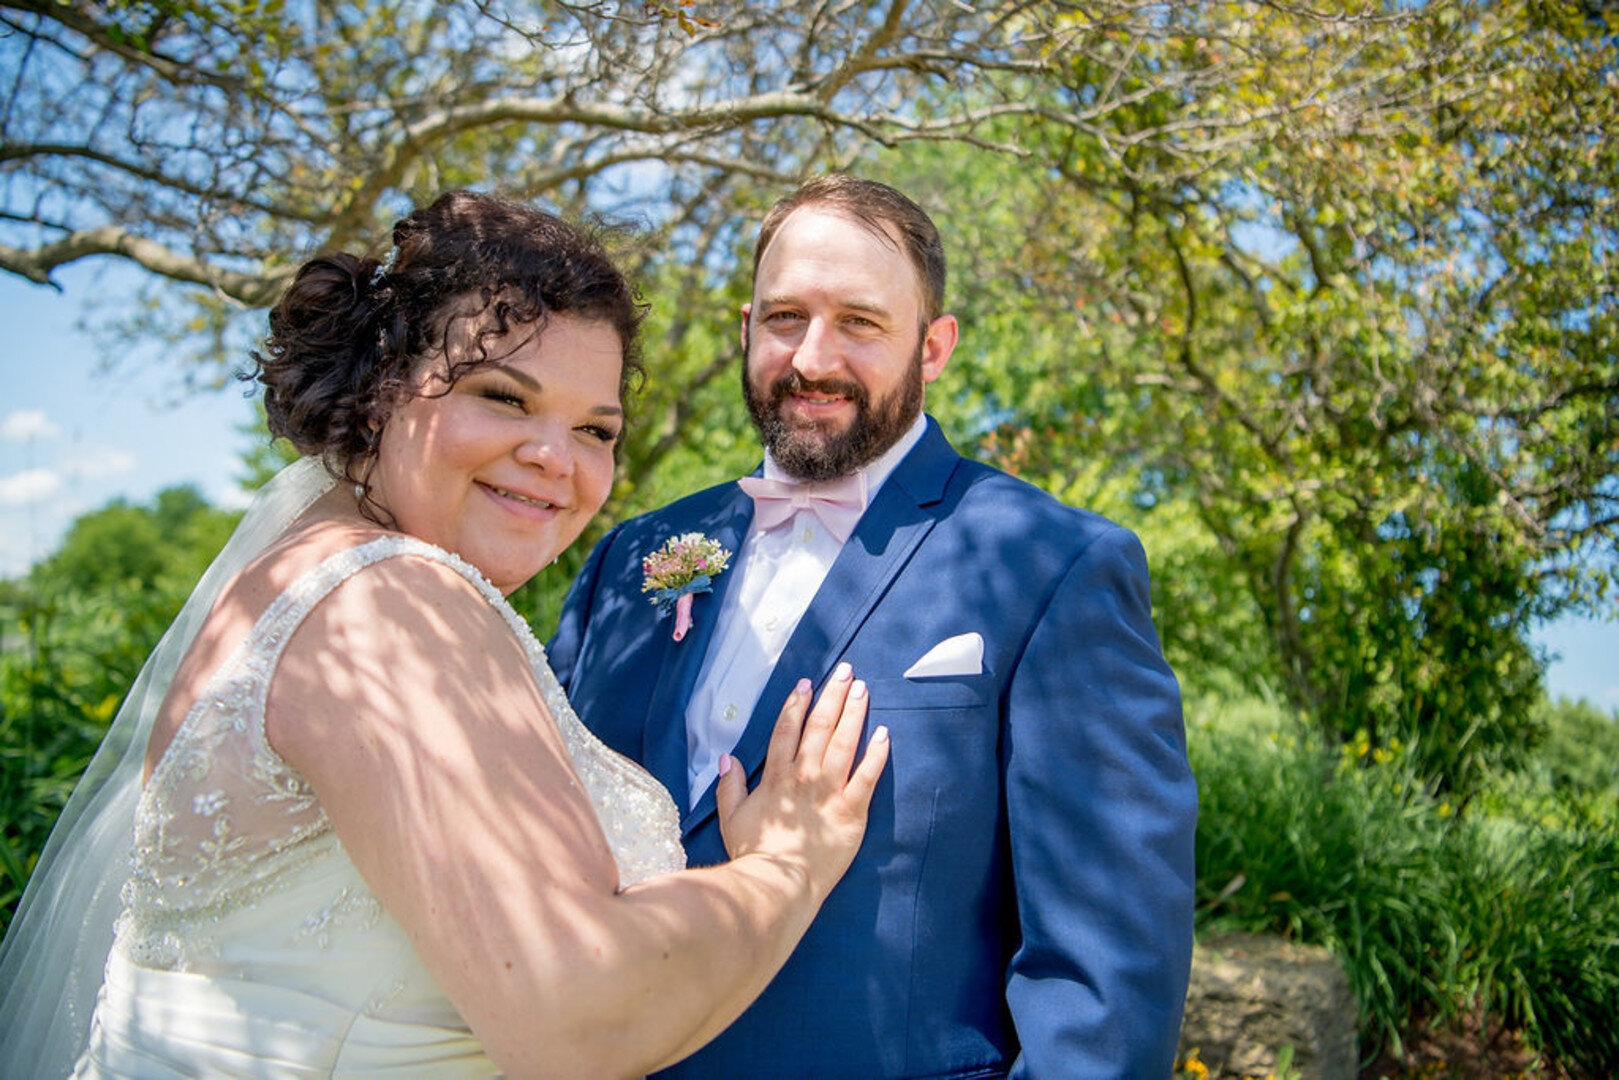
<box><xmin>790</xmin><ymin>317</ymin><xmax>844</xmax><ymax>382</ymax></box>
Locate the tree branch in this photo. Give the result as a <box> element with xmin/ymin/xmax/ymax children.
<box><xmin>0</xmin><ymin>226</ymin><xmax>290</xmax><ymax>304</ymax></box>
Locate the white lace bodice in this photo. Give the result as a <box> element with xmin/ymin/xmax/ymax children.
<box><xmin>79</xmin><ymin>536</ymin><xmax>684</xmax><ymax>1077</ymax></box>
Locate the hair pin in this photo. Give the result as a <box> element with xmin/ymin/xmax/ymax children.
<box><xmin>370</xmin><ymin>248</ymin><xmax>398</xmax><ymax>286</ymax></box>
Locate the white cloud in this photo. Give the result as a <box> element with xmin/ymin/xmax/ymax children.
<box><xmin>0</xmin><ymin>468</ymin><xmax>62</xmax><ymax>506</ymax></box>
<box><xmin>61</xmin><ymin>449</ymin><xmax>137</xmax><ymax>480</ymax></box>
<box><xmin>1</xmin><ymin>409</ymin><xmax>61</xmax><ymax>442</ymax></box>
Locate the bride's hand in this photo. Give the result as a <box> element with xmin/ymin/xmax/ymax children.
<box><xmin>714</xmin><ymin>663</ymin><xmax>890</xmax><ymax>900</ymax></box>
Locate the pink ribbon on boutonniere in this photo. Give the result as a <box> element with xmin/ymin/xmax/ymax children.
<box><xmin>641</xmin><ymin>532</ymin><xmax>732</xmax><ymax>642</ymax></box>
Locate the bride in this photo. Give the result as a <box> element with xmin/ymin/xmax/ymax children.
<box><xmin>0</xmin><ymin>190</ymin><xmax>889</xmax><ymax>1078</ymax></box>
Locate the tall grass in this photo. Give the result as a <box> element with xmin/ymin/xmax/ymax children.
<box><xmin>1187</xmin><ymin>694</ymin><xmax>1619</xmax><ymax>1077</ymax></box>
<box><xmin>1448</xmin><ymin>817</ymin><xmax>1619</xmax><ymax>1072</ymax></box>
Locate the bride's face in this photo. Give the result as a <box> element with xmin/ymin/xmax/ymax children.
<box><xmin>370</xmin><ymin>312</ymin><xmax>624</xmax><ymax>594</ymax></box>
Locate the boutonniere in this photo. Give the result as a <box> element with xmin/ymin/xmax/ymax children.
<box><xmin>642</xmin><ymin>532</ymin><xmax>732</xmax><ymax>642</ymax></box>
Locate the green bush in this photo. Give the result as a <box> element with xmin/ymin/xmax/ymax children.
<box><xmin>0</xmin><ymin>487</ymin><xmax>239</xmax><ymax>934</ymax></box>
<box><xmin>1449</xmin><ymin>817</ymin><xmax>1619</xmax><ymax>1074</ymax></box>
<box><xmin>1484</xmin><ymin>696</ymin><xmax>1619</xmax><ymax>825</ymax></box>
<box><xmin>1188</xmin><ymin>695</ymin><xmax>1619</xmax><ymax>1076</ymax></box>
<box><xmin>0</xmin><ymin>587</ymin><xmax>157</xmax><ymax>929</ymax></box>
<box><xmin>1189</xmin><ymin>698</ymin><xmax>1455</xmax><ymax>1055</ymax></box>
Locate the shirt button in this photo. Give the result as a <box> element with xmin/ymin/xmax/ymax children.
<box><xmin>800</xmin><ymin>525</ymin><xmax>815</xmax><ymax>543</ymax></box>
<box><xmin>722</xmin><ymin>703</ymin><xmax>738</xmax><ymax>721</ymax></box>
<box><xmin>764</xmin><ymin>615</ymin><xmax>780</xmax><ymax>631</ymax></box>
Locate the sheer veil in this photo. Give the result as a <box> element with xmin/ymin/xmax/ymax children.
<box><xmin>0</xmin><ymin>457</ymin><xmax>336</xmax><ymax>1076</ymax></box>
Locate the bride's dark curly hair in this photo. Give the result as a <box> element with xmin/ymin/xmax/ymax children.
<box><xmin>252</xmin><ymin>189</ymin><xmax>646</xmax><ymax>509</ymax></box>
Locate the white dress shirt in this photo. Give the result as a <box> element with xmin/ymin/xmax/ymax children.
<box><xmin>682</xmin><ymin>413</ymin><xmax>927</xmax><ymax>805</ymax></box>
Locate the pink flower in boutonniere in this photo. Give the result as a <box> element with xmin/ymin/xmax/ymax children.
<box><xmin>642</xmin><ymin>532</ymin><xmax>732</xmax><ymax>642</ymax></box>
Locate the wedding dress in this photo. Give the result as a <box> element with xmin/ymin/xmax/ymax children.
<box><xmin>0</xmin><ymin>459</ymin><xmax>684</xmax><ymax>1078</ymax></box>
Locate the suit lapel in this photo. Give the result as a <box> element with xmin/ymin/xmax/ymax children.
<box><xmin>680</xmin><ymin>420</ymin><xmax>961</xmax><ymax>835</ymax></box>
<box><xmin>641</xmin><ymin>488</ymin><xmax>754</xmax><ymax>811</ymax></box>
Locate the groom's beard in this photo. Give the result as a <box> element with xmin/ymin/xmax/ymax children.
<box><xmin>742</xmin><ymin>339</ymin><xmax>924</xmax><ymax>483</ymax></box>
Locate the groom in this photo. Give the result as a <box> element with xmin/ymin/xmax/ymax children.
<box><xmin>550</xmin><ymin>175</ymin><xmax>1197</xmax><ymax>1078</ymax></box>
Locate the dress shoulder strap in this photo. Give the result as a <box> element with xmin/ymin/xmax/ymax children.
<box><xmin>252</xmin><ymin>535</ymin><xmax>526</xmax><ymax>663</ymax></box>
<box><xmin>213</xmin><ymin>535</ymin><xmax>542</xmax><ymax>760</ymax></box>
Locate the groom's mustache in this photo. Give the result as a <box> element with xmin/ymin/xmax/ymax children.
<box><xmin>766</xmin><ymin>372</ymin><xmax>870</xmax><ymax>412</ymax></box>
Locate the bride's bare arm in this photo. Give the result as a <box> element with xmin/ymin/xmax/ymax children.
<box><xmin>266</xmin><ymin>555</ymin><xmax>886</xmax><ymax>1079</ymax></box>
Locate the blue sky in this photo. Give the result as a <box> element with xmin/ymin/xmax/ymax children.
<box><xmin>2</xmin><ymin>266</ymin><xmax>260</xmax><ymax>571</ymax></box>
<box><xmin>2</xmin><ymin>267</ymin><xmax>1615</xmax><ymax>710</ymax></box>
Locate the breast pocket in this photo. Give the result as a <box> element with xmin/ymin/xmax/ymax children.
<box><xmin>859</xmin><ymin>674</ymin><xmax>995</xmax><ymax>712</ymax></box>
<box><xmin>856</xmin><ymin>675</ymin><xmax>1000</xmax><ymax>821</ymax></box>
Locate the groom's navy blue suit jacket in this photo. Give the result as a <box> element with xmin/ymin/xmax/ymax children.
<box><xmin>549</xmin><ymin>418</ymin><xmax>1197</xmax><ymax>1079</ymax></box>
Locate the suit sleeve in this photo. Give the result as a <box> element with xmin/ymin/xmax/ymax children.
<box><xmin>546</xmin><ymin>523</ymin><xmax>620</xmax><ymax>692</ymax></box>
<box><xmin>1003</xmin><ymin>525</ymin><xmax>1197</xmax><ymax>1079</ymax></box>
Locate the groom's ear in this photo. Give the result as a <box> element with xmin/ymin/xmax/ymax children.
<box><xmin>920</xmin><ymin>314</ymin><xmax>958</xmax><ymax>384</ymax></box>
<box><xmin>739</xmin><ymin>303</ymin><xmax>752</xmax><ymax>352</ymax></box>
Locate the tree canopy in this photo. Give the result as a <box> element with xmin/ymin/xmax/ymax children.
<box><xmin>5</xmin><ymin>1</ymin><xmax>1541</xmax><ymax>298</ymax></box>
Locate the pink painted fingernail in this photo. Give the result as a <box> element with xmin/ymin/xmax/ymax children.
<box><xmin>873</xmin><ymin>725</ymin><xmax>889</xmax><ymax>743</ymax></box>
<box><xmin>719</xmin><ymin>755</ymin><xmax>733</xmax><ymax>777</ymax></box>
<box><xmin>834</xmin><ymin>661</ymin><xmax>853</xmax><ymax>681</ymax></box>
<box><xmin>796</xmin><ymin>677</ymin><xmax>812</xmax><ymax>695</ymax></box>
<box><xmin>851</xmin><ymin>679</ymin><xmax>868</xmax><ymax>700</ymax></box>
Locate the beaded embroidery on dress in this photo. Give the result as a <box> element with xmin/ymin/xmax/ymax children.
<box><xmin>74</xmin><ymin>535</ymin><xmax>685</xmax><ymax>1078</ymax></box>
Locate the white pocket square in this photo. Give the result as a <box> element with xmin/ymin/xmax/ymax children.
<box><xmin>903</xmin><ymin>632</ymin><xmax>984</xmax><ymax>678</ymax></box>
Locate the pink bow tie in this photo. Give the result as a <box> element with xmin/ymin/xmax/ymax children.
<box><xmin>737</xmin><ymin>473</ymin><xmax>868</xmax><ymax>543</ymax></box>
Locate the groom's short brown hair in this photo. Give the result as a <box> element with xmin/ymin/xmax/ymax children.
<box><xmin>752</xmin><ymin>174</ymin><xmax>947</xmax><ymax>324</ymax></box>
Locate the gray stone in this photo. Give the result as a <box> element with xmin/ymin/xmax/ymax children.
<box><xmin>1177</xmin><ymin>933</ymin><xmax>1359</xmax><ymax>1080</ymax></box>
